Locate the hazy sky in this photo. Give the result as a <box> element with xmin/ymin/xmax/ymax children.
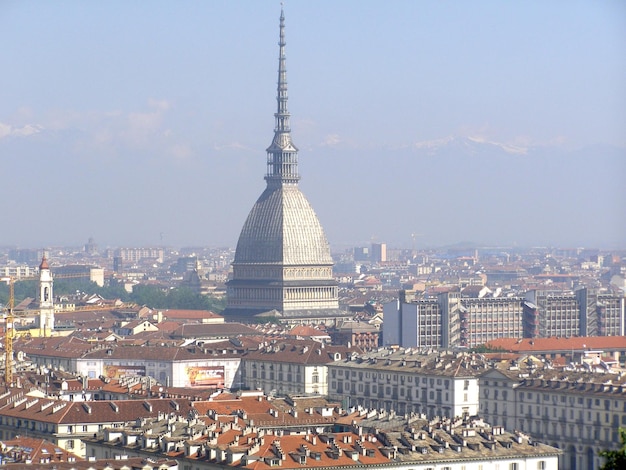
<box><xmin>1</xmin><ymin>1</ymin><xmax>624</xmax><ymax>251</ymax></box>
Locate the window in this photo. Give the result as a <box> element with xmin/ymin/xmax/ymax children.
<box><xmin>537</xmin><ymin>461</ymin><xmax>546</xmax><ymax>470</ymax></box>
<box><xmin>510</xmin><ymin>463</ymin><xmax>519</xmax><ymax>470</ymax></box>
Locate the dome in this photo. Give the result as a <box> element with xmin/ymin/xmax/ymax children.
<box><xmin>234</xmin><ymin>185</ymin><xmax>333</xmax><ymax>266</ymax></box>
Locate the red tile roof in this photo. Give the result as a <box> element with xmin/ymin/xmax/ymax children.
<box><xmin>486</xmin><ymin>336</ymin><xmax>626</xmax><ymax>352</ymax></box>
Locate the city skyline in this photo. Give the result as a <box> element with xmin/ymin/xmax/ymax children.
<box><xmin>1</xmin><ymin>1</ymin><xmax>624</xmax><ymax>250</ymax></box>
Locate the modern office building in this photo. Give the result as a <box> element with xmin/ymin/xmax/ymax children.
<box><xmin>383</xmin><ymin>292</ymin><xmax>524</xmax><ymax>349</ymax></box>
<box><xmin>116</xmin><ymin>247</ymin><xmax>164</xmax><ymax>264</ymax></box>
<box><xmin>225</xmin><ymin>10</ymin><xmax>342</xmax><ymax>324</ymax></box>
<box><xmin>371</xmin><ymin>243</ymin><xmax>387</xmax><ymax>263</ymax></box>
<box><xmin>385</xmin><ymin>287</ymin><xmax>623</xmax><ymax>349</ymax></box>
<box><xmin>523</xmin><ymin>288</ymin><xmax>624</xmax><ymax>338</ymax></box>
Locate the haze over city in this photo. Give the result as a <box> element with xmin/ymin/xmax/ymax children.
<box><xmin>1</xmin><ymin>1</ymin><xmax>624</xmax><ymax>250</ymax></box>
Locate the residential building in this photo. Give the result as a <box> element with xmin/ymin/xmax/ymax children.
<box><xmin>83</xmin><ymin>398</ymin><xmax>560</xmax><ymax>470</ymax></box>
<box><xmin>18</xmin><ymin>336</ymin><xmax>247</xmax><ymax>389</ymax></box>
<box><xmin>328</xmin><ymin>319</ymin><xmax>381</xmax><ymax>351</ymax></box>
<box><xmin>0</xmin><ymin>389</ymin><xmax>195</xmax><ymax>458</ymax></box>
<box><xmin>327</xmin><ymin>348</ymin><xmax>487</xmax><ymax>418</ymax></box>
<box><xmin>240</xmin><ymin>339</ymin><xmax>357</xmax><ymax>396</ymax></box>
<box><xmin>0</xmin><ymin>435</ymin><xmax>80</xmax><ymax>465</ymax></box>
<box><xmin>480</xmin><ymin>362</ymin><xmax>626</xmax><ymax>470</ymax></box>
<box><xmin>116</xmin><ymin>248</ymin><xmax>164</xmax><ymax>264</ymax></box>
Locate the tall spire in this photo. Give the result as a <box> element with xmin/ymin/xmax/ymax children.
<box><xmin>265</xmin><ymin>6</ymin><xmax>299</xmax><ymax>187</ymax></box>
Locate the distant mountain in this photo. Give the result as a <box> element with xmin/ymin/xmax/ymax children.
<box><xmin>412</xmin><ymin>135</ymin><xmax>531</xmax><ymax>156</ymax></box>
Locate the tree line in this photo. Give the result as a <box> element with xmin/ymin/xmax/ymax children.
<box><xmin>0</xmin><ymin>279</ymin><xmax>226</xmax><ymax>313</ymax></box>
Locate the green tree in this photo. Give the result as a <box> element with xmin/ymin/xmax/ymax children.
<box><xmin>0</xmin><ymin>280</ymin><xmax>38</xmax><ymax>308</ymax></box>
<box><xmin>599</xmin><ymin>427</ymin><xmax>626</xmax><ymax>470</ymax></box>
<box><xmin>470</xmin><ymin>344</ymin><xmax>505</xmax><ymax>353</ymax></box>
<box><xmin>0</xmin><ymin>278</ymin><xmax>225</xmax><ymax>313</ymax></box>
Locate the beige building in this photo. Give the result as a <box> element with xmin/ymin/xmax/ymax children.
<box><xmin>327</xmin><ymin>348</ymin><xmax>486</xmax><ymax>418</ymax></box>
<box><xmin>0</xmin><ymin>388</ymin><xmax>194</xmax><ymax>458</ymax></box>
<box><xmin>241</xmin><ymin>339</ymin><xmax>357</xmax><ymax>396</ymax></box>
<box><xmin>480</xmin><ymin>361</ymin><xmax>626</xmax><ymax>470</ymax></box>
<box><xmin>19</xmin><ymin>336</ymin><xmax>246</xmax><ymax>390</ymax></box>
<box><xmin>82</xmin><ymin>392</ymin><xmax>560</xmax><ymax>470</ymax></box>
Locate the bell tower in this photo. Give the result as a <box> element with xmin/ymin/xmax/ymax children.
<box><xmin>37</xmin><ymin>254</ymin><xmax>55</xmax><ymax>335</ymax></box>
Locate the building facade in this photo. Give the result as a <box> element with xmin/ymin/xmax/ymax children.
<box><xmin>385</xmin><ymin>287</ymin><xmax>623</xmax><ymax>349</ymax></box>
<box><xmin>19</xmin><ymin>337</ymin><xmax>244</xmax><ymax>390</ymax></box>
<box><xmin>384</xmin><ymin>292</ymin><xmax>524</xmax><ymax>349</ymax></box>
<box><xmin>240</xmin><ymin>339</ymin><xmax>356</xmax><ymax>396</ymax></box>
<box><xmin>523</xmin><ymin>288</ymin><xmax>624</xmax><ymax>338</ymax></box>
<box><xmin>480</xmin><ymin>365</ymin><xmax>626</xmax><ymax>470</ymax></box>
<box><xmin>327</xmin><ymin>348</ymin><xmax>485</xmax><ymax>418</ymax></box>
<box><xmin>224</xmin><ymin>10</ymin><xmax>343</xmax><ymax>324</ymax></box>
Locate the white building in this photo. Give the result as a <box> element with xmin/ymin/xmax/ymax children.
<box><xmin>19</xmin><ymin>336</ymin><xmax>246</xmax><ymax>390</ymax></box>
<box><xmin>327</xmin><ymin>347</ymin><xmax>485</xmax><ymax>418</ymax></box>
<box><xmin>480</xmin><ymin>359</ymin><xmax>626</xmax><ymax>470</ymax></box>
<box><xmin>240</xmin><ymin>339</ymin><xmax>357</xmax><ymax>396</ymax></box>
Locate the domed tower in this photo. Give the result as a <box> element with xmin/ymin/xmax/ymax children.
<box><xmin>226</xmin><ymin>9</ymin><xmax>342</xmax><ymax>323</ymax></box>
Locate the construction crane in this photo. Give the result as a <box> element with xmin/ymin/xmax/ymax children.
<box><xmin>2</xmin><ymin>276</ymin><xmax>16</xmax><ymax>386</ymax></box>
<box><xmin>2</xmin><ymin>262</ymin><xmax>109</xmax><ymax>386</ymax></box>
<box><xmin>1</xmin><ymin>275</ymin><xmax>42</xmax><ymax>386</ymax></box>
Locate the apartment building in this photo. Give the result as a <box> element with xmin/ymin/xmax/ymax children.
<box><xmin>0</xmin><ymin>435</ymin><xmax>178</xmax><ymax>469</ymax></box>
<box><xmin>19</xmin><ymin>336</ymin><xmax>246</xmax><ymax>390</ymax></box>
<box><xmin>0</xmin><ymin>264</ymin><xmax>35</xmax><ymax>279</ymax></box>
<box><xmin>480</xmin><ymin>362</ymin><xmax>626</xmax><ymax>470</ymax></box>
<box><xmin>240</xmin><ymin>339</ymin><xmax>358</xmax><ymax>396</ymax></box>
<box><xmin>116</xmin><ymin>247</ymin><xmax>165</xmax><ymax>264</ymax></box>
<box><xmin>84</xmin><ymin>401</ymin><xmax>560</xmax><ymax>470</ymax></box>
<box><xmin>327</xmin><ymin>348</ymin><xmax>487</xmax><ymax>418</ymax></box>
<box><xmin>0</xmin><ymin>389</ymin><xmax>194</xmax><ymax>458</ymax></box>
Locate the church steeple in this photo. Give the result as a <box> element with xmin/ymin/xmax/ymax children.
<box><xmin>265</xmin><ymin>7</ymin><xmax>299</xmax><ymax>187</ymax></box>
<box><xmin>37</xmin><ymin>253</ymin><xmax>55</xmax><ymax>335</ymax></box>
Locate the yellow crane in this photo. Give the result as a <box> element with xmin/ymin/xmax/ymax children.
<box><xmin>2</xmin><ymin>276</ymin><xmax>16</xmax><ymax>386</ymax></box>
<box><xmin>1</xmin><ymin>275</ymin><xmax>42</xmax><ymax>385</ymax></box>
<box><xmin>2</xmin><ymin>266</ymin><xmax>109</xmax><ymax>386</ymax></box>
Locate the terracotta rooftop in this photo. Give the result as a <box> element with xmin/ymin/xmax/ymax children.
<box><xmin>0</xmin><ymin>435</ymin><xmax>80</xmax><ymax>464</ymax></box>
<box><xmin>486</xmin><ymin>336</ymin><xmax>626</xmax><ymax>352</ymax></box>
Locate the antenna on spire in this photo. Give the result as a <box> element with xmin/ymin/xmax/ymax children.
<box><xmin>265</xmin><ymin>5</ymin><xmax>299</xmax><ymax>187</ymax></box>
